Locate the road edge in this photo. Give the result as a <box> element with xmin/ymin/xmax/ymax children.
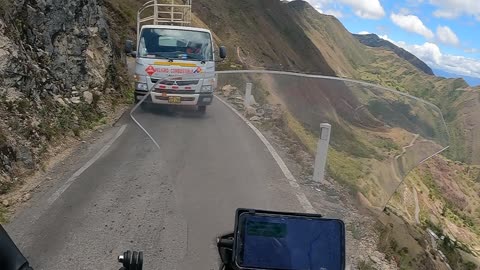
<box><xmin>47</xmin><ymin>125</ymin><xmax>127</xmax><ymax>206</ymax></box>
<box><xmin>214</xmin><ymin>96</ymin><xmax>316</xmax><ymax>214</ymax></box>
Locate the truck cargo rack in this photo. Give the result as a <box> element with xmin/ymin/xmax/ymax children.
<box><xmin>137</xmin><ymin>0</ymin><xmax>192</xmax><ymax>43</ymax></box>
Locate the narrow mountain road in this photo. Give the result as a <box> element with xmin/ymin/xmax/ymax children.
<box><xmin>6</xmin><ymin>100</ymin><xmax>305</xmax><ymax>270</ymax></box>
<box><xmin>395</xmin><ymin>133</ymin><xmax>420</xmax><ymax>160</ymax></box>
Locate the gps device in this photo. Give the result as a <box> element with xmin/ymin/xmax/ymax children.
<box><xmin>233</xmin><ymin>209</ymin><xmax>345</xmax><ymax>270</ymax></box>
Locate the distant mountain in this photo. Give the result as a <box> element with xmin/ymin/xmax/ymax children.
<box><xmin>433</xmin><ymin>68</ymin><xmax>480</xmax><ymax>87</ymax></box>
<box><xmin>353</xmin><ymin>34</ymin><xmax>434</xmax><ymax>76</ymax></box>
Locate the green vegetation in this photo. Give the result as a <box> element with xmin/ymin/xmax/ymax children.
<box><xmin>420</xmin><ymin>170</ymin><xmax>441</xmax><ymax>200</ymax></box>
<box><xmin>423</xmin><ymin>214</ymin><xmax>478</xmax><ymax>268</ymax></box>
<box><xmin>329</xmin><ymin>122</ymin><xmax>378</xmax><ymax>159</ymax></box>
<box><xmin>442</xmin><ymin>202</ymin><xmax>480</xmax><ymax>235</ymax></box>
<box><xmin>439</xmin><ymin>235</ymin><xmax>478</xmax><ymax>270</ymax></box>
<box><xmin>282</xmin><ymin>111</ymin><xmax>368</xmax><ymax>192</ymax></box>
<box><xmin>0</xmin><ymin>205</ymin><xmax>7</xmax><ymax>223</ymax></box>
<box><xmin>377</xmin><ymin>223</ymin><xmax>417</xmax><ymax>269</ymax></box>
<box><xmin>371</xmin><ymin>137</ymin><xmax>400</xmax><ymax>152</ymax></box>
<box><xmin>415</xmin><ymin>160</ymin><xmax>480</xmax><ymax>238</ymax></box>
<box><xmin>0</xmin><ymin>179</ymin><xmax>13</xmax><ymax>195</ymax></box>
<box><xmin>327</xmin><ymin>148</ymin><xmax>366</xmax><ymax>191</ymax></box>
<box><xmin>282</xmin><ymin>112</ymin><xmax>317</xmax><ymax>153</ymax></box>
<box><xmin>367</xmin><ymin>99</ymin><xmax>436</xmax><ymax>139</ymax></box>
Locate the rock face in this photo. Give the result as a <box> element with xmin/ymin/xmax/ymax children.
<box><xmin>13</xmin><ymin>0</ymin><xmax>112</xmax><ymax>93</ymax></box>
<box><xmin>0</xmin><ymin>0</ymin><xmax>125</xmax><ymax>194</ymax></box>
<box><xmin>83</xmin><ymin>91</ymin><xmax>94</xmax><ymax>104</ymax></box>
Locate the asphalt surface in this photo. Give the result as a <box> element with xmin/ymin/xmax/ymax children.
<box><xmin>6</xmin><ymin>101</ymin><xmax>304</xmax><ymax>269</ymax></box>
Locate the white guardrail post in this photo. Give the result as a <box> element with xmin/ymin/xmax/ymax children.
<box><xmin>245</xmin><ymin>83</ymin><xmax>253</xmax><ymax>108</ymax></box>
<box><xmin>313</xmin><ymin>123</ymin><xmax>331</xmax><ymax>182</ymax></box>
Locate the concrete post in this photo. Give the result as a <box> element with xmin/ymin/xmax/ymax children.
<box><xmin>313</xmin><ymin>123</ymin><xmax>331</xmax><ymax>182</ymax></box>
<box><xmin>245</xmin><ymin>83</ymin><xmax>253</xmax><ymax>108</ymax></box>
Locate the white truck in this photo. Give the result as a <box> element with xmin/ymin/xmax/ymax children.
<box><xmin>125</xmin><ymin>0</ymin><xmax>226</xmax><ymax>113</ymax></box>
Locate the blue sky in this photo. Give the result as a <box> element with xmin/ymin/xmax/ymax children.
<box><xmin>301</xmin><ymin>0</ymin><xmax>480</xmax><ymax>80</ymax></box>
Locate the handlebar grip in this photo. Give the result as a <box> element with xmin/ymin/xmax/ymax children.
<box><xmin>119</xmin><ymin>250</ymin><xmax>143</xmax><ymax>270</ymax></box>
<box><xmin>0</xmin><ymin>225</ymin><xmax>31</xmax><ymax>270</ymax></box>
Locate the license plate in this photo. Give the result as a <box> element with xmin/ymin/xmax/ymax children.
<box><xmin>168</xmin><ymin>96</ymin><xmax>181</xmax><ymax>104</ymax></box>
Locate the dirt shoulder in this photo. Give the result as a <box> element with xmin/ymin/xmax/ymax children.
<box><xmin>0</xmin><ymin>104</ymin><xmax>129</xmax><ymax>223</ymax></box>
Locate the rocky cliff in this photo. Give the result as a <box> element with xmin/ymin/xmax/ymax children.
<box><xmin>0</xmin><ymin>0</ymin><xmax>129</xmax><ymax>194</ymax></box>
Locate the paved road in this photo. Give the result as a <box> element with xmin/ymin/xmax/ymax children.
<box><xmin>6</xmin><ymin>101</ymin><xmax>304</xmax><ymax>269</ymax></box>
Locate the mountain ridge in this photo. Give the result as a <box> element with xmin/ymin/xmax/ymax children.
<box><xmin>353</xmin><ymin>33</ymin><xmax>435</xmax><ymax>76</ymax></box>
<box><xmin>433</xmin><ymin>68</ymin><xmax>480</xmax><ymax>87</ymax></box>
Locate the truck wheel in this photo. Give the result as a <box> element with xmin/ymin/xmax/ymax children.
<box><xmin>198</xmin><ymin>105</ymin><xmax>207</xmax><ymax>114</ymax></box>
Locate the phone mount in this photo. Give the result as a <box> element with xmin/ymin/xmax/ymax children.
<box><xmin>217</xmin><ymin>233</ymin><xmax>235</xmax><ymax>270</ymax></box>
<box><xmin>118</xmin><ymin>250</ymin><xmax>143</xmax><ymax>270</ymax></box>
<box><xmin>217</xmin><ymin>209</ymin><xmax>346</xmax><ymax>270</ymax></box>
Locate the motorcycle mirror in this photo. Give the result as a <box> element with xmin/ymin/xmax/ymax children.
<box><xmin>0</xmin><ymin>225</ymin><xmax>31</xmax><ymax>270</ymax></box>
<box><xmin>231</xmin><ymin>209</ymin><xmax>346</xmax><ymax>270</ymax></box>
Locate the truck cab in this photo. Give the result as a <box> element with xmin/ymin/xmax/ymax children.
<box><xmin>125</xmin><ymin>0</ymin><xmax>226</xmax><ymax>113</ymax></box>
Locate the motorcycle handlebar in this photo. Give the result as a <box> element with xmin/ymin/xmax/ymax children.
<box><xmin>0</xmin><ymin>225</ymin><xmax>32</xmax><ymax>270</ymax></box>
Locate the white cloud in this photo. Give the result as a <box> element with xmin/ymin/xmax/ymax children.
<box><xmin>464</xmin><ymin>48</ymin><xmax>479</xmax><ymax>54</ymax></box>
<box><xmin>436</xmin><ymin>26</ymin><xmax>459</xmax><ymax>46</ymax></box>
<box><xmin>311</xmin><ymin>2</ymin><xmax>342</xmax><ymax>18</ymax></box>
<box><xmin>358</xmin><ymin>31</ymin><xmax>370</xmax><ymax>35</ymax></box>
<box><xmin>407</xmin><ymin>0</ymin><xmax>425</xmax><ymax>6</ymax></box>
<box><xmin>379</xmin><ymin>35</ymin><xmax>395</xmax><ymax>43</ymax></box>
<box><xmin>382</xmin><ymin>38</ymin><xmax>480</xmax><ymax>78</ymax></box>
<box><xmin>313</xmin><ymin>4</ymin><xmax>323</xmax><ymax>13</ymax></box>
<box><xmin>324</xmin><ymin>9</ymin><xmax>343</xmax><ymax>18</ymax></box>
<box><xmin>338</xmin><ymin>0</ymin><xmax>385</xmax><ymax>19</ymax></box>
<box><xmin>399</xmin><ymin>8</ymin><xmax>411</xmax><ymax>15</ymax></box>
<box><xmin>433</xmin><ymin>10</ymin><xmax>458</xmax><ymax>19</ymax></box>
<box><xmin>299</xmin><ymin>0</ymin><xmax>385</xmax><ymax>19</ymax></box>
<box><xmin>406</xmin><ymin>42</ymin><xmax>443</xmax><ymax>64</ymax></box>
<box><xmin>430</xmin><ymin>0</ymin><xmax>480</xmax><ymax>19</ymax></box>
<box><xmin>410</xmin><ymin>43</ymin><xmax>480</xmax><ymax>78</ymax></box>
<box><xmin>390</xmin><ymin>13</ymin><xmax>434</xmax><ymax>39</ymax></box>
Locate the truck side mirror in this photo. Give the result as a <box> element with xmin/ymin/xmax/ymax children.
<box><xmin>125</xmin><ymin>40</ymin><xmax>134</xmax><ymax>55</ymax></box>
<box><xmin>219</xmin><ymin>46</ymin><xmax>227</xmax><ymax>59</ymax></box>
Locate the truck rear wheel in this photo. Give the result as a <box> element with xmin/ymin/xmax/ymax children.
<box><xmin>198</xmin><ymin>105</ymin><xmax>207</xmax><ymax>114</ymax></box>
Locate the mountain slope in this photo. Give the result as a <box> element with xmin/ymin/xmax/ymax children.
<box><xmin>190</xmin><ymin>0</ymin><xmax>478</xmax><ymax>164</ymax></box>
<box><xmin>354</xmin><ymin>33</ymin><xmax>434</xmax><ymax>76</ymax></box>
<box><xmin>193</xmin><ymin>0</ymin><xmax>336</xmax><ymax>74</ymax></box>
<box><xmin>104</xmin><ymin>0</ymin><xmax>480</xmax><ymax>266</ymax></box>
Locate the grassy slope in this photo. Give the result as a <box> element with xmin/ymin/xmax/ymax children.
<box><xmin>289</xmin><ymin>5</ymin><xmax>480</xmax><ymax>261</ymax></box>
